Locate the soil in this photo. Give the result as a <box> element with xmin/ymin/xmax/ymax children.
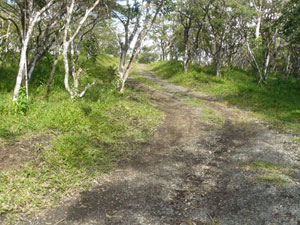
<box><xmin>0</xmin><ymin>133</ymin><xmax>53</xmax><ymax>171</ymax></box>
<box><xmin>15</xmin><ymin>66</ymin><xmax>300</xmax><ymax>224</ymax></box>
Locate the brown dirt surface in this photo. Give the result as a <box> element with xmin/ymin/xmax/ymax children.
<box><xmin>0</xmin><ymin>133</ymin><xmax>53</xmax><ymax>172</ymax></box>
<box><xmin>18</xmin><ymin>65</ymin><xmax>300</xmax><ymax>225</ymax></box>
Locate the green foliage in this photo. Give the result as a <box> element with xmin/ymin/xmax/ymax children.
<box><xmin>0</xmin><ymin>65</ymin><xmax>18</xmax><ymax>92</ymax></box>
<box><xmin>152</xmin><ymin>61</ymin><xmax>300</xmax><ymax>132</ymax></box>
<box><xmin>82</xmin><ymin>33</ymin><xmax>101</xmax><ymax>61</ymax></box>
<box><xmin>151</xmin><ymin>60</ymin><xmax>183</xmax><ymax>79</ymax></box>
<box><xmin>138</xmin><ymin>46</ymin><xmax>159</xmax><ymax>64</ymax></box>
<box><xmin>85</xmin><ymin>54</ymin><xmax>119</xmax><ymax>82</ymax></box>
<box><xmin>279</xmin><ymin>0</ymin><xmax>300</xmax><ymax>44</ymax></box>
<box><xmin>14</xmin><ymin>87</ymin><xmax>28</xmax><ymax>115</ymax></box>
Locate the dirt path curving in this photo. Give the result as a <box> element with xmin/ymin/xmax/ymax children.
<box><xmin>23</xmin><ymin>65</ymin><xmax>300</xmax><ymax>225</ymax></box>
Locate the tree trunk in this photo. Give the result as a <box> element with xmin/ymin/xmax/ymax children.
<box><xmin>3</xmin><ymin>21</ymin><xmax>11</xmax><ymax>64</ymax></box>
<box><xmin>27</xmin><ymin>56</ymin><xmax>38</xmax><ymax>81</ymax></box>
<box><xmin>120</xmin><ymin>70</ymin><xmax>130</xmax><ymax>92</ymax></box>
<box><xmin>12</xmin><ymin>0</ymin><xmax>55</xmax><ymax>101</ymax></box>
<box><xmin>13</xmin><ymin>35</ymin><xmax>30</xmax><ymax>101</ymax></box>
<box><xmin>79</xmin><ymin>80</ymin><xmax>96</xmax><ymax>98</ymax></box>
<box><xmin>255</xmin><ymin>15</ymin><xmax>261</xmax><ymax>40</ymax></box>
<box><xmin>119</xmin><ymin>48</ymin><xmax>127</xmax><ymax>78</ymax></box>
<box><xmin>183</xmin><ymin>47</ymin><xmax>189</xmax><ymax>73</ymax></box>
<box><xmin>263</xmin><ymin>50</ymin><xmax>270</xmax><ymax>81</ymax></box>
<box><xmin>255</xmin><ymin>1</ymin><xmax>262</xmax><ymax>40</ymax></box>
<box><xmin>216</xmin><ymin>60</ymin><xmax>221</xmax><ymax>77</ymax></box>
<box><xmin>46</xmin><ymin>46</ymin><xmax>60</xmax><ymax>95</ymax></box>
<box><xmin>119</xmin><ymin>1</ymin><xmax>163</xmax><ymax>92</ymax></box>
<box><xmin>62</xmin><ymin>0</ymin><xmax>100</xmax><ymax>98</ymax></box>
<box><xmin>63</xmin><ymin>41</ymin><xmax>74</xmax><ymax>98</ymax></box>
<box><xmin>74</xmin><ymin>68</ymin><xmax>82</xmax><ymax>96</ymax></box>
<box><xmin>214</xmin><ymin>51</ymin><xmax>222</xmax><ymax>77</ymax></box>
<box><xmin>246</xmin><ymin>40</ymin><xmax>263</xmax><ymax>84</ymax></box>
<box><xmin>182</xmin><ymin>24</ymin><xmax>190</xmax><ymax>72</ymax></box>
<box><xmin>285</xmin><ymin>52</ymin><xmax>290</xmax><ymax>78</ymax></box>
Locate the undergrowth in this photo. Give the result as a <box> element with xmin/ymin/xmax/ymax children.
<box><xmin>0</xmin><ymin>55</ymin><xmax>163</xmax><ymax>223</ymax></box>
<box><xmin>151</xmin><ymin>61</ymin><xmax>300</xmax><ymax>132</ymax></box>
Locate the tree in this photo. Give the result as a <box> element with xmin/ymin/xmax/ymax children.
<box><xmin>244</xmin><ymin>0</ymin><xmax>285</xmax><ymax>83</ymax></box>
<box><xmin>175</xmin><ymin>0</ymin><xmax>211</xmax><ymax>72</ymax></box>
<box><xmin>62</xmin><ymin>0</ymin><xmax>102</xmax><ymax>99</ymax></box>
<box><xmin>150</xmin><ymin>16</ymin><xmax>172</xmax><ymax>61</ymax></box>
<box><xmin>0</xmin><ymin>0</ymin><xmax>58</xmax><ymax>100</ymax></box>
<box><xmin>138</xmin><ymin>45</ymin><xmax>159</xmax><ymax>63</ymax></box>
<box><xmin>279</xmin><ymin>0</ymin><xmax>300</xmax><ymax>79</ymax></box>
<box><xmin>112</xmin><ymin>0</ymin><xmax>167</xmax><ymax>91</ymax></box>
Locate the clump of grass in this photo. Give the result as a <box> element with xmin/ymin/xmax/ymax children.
<box><xmin>243</xmin><ymin>160</ymin><xmax>293</xmax><ymax>175</ymax></box>
<box><xmin>184</xmin><ymin>98</ymin><xmax>224</xmax><ymax>126</ymax></box>
<box><xmin>242</xmin><ymin>160</ymin><xmax>294</xmax><ymax>185</ymax></box>
<box><xmin>151</xmin><ymin>61</ymin><xmax>300</xmax><ymax>132</ymax></box>
<box><xmin>255</xmin><ymin>175</ymin><xmax>290</xmax><ymax>185</ymax></box>
<box><xmin>151</xmin><ymin>60</ymin><xmax>182</xmax><ymax>79</ymax></box>
<box><xmin>0</xmin><ymin>55</ymin><xmax>163</xmax><ymax>223</ymax></box>
<box><xmin>292</xmin><ymin>137</ymin><xmax>300</xmax><ymax>143</ymax></box>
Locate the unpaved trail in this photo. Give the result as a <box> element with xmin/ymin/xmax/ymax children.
<box><xmin>24</xmin><ymin>66</ymin><xmax>300</xmax><ymax>225</ymax></box>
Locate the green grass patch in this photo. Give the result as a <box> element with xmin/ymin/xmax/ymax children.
<box><xmin>243</xmin><ymin>160</ymin><xmax>293</xmax><ymax>175</ymax></box>
<box><xmin>184</xmin><ymin>98</ymin><xmax>224</xmax><ymax>126</ymax></box>
<box><xmin>242</xmin><ymin>160</ymin><xmax>294</xmax><ymax>185</ymax></box>
<box><xmin>255</xmin><ymin>175</ymin><xmax>290</xmax><ymax>185</ymax></box>
<box><xmin>292</xmin><ymin>137</ymin><xmax>300</xmax><ymax>143</ymax></box>
<box><xmin>151</xmin><ymin>61</ymin><xmax>300</xmax><ymax>132</ymax></box>
<box><xmin>0</xmin><ymin>55</ymin><xmax>163</xmax><ymax>223</ymax></box>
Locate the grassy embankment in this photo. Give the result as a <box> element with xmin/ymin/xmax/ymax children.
<box><xmin>0</xmin><ymin>54</ymin><xmax>163</xmax><ymax>223</ymax></box>
<box><xmin>151</xmin><ymin>61</ymin><xmax>300</xmax><ymax>133</ymax></box>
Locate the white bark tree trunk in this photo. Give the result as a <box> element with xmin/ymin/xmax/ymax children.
<box><xmin>2</xmin><ymin>21</ymin><xmax>11</xmax><ymax>64</ymax></box>
<box><xmin>183</xmin><ymin>47</ymin><xmax>189</xmax><ymax>73</ymax></box>
<box><xmin>120</xmin><ymin>1</ymin><xmax>164</xmax><ymax>92</ymax></box>
<box><xmin>62</xmin><ymin>0</ymin><xmax>100</xmax><ymax>98</ymax></box>
<box><xmin>263</xmin><ymin>50</ymin><xmax>270</xmax><ymax>80</ymax></box>
<box><xmin>255</xmin><ymin>15</ymin><xmax>261</xmax><ymax>40</ymax></box>
<box><xmin>13</xmin><ymin>23</ymin><xmax>34</xmax><ymax>101</ymax></box>
<box><xmin>119</xmin><ymin>48</ymin><xmax>127</xmax><ymax>78</ymax></box>
<box><xmin>246</xmin><ymin>40</ymin><xmax>263</xmax><ymax>84</ymax></box>
<box><xmin>12</xmin><ymin>0</ymin><xmax>55</xmax><ymax>101</ymax></box>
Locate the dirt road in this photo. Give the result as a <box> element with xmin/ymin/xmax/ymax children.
<box><xmin>24</xmin><ymin>66</ymin><xmax>300</xmax><ymax>225</ymax></box>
